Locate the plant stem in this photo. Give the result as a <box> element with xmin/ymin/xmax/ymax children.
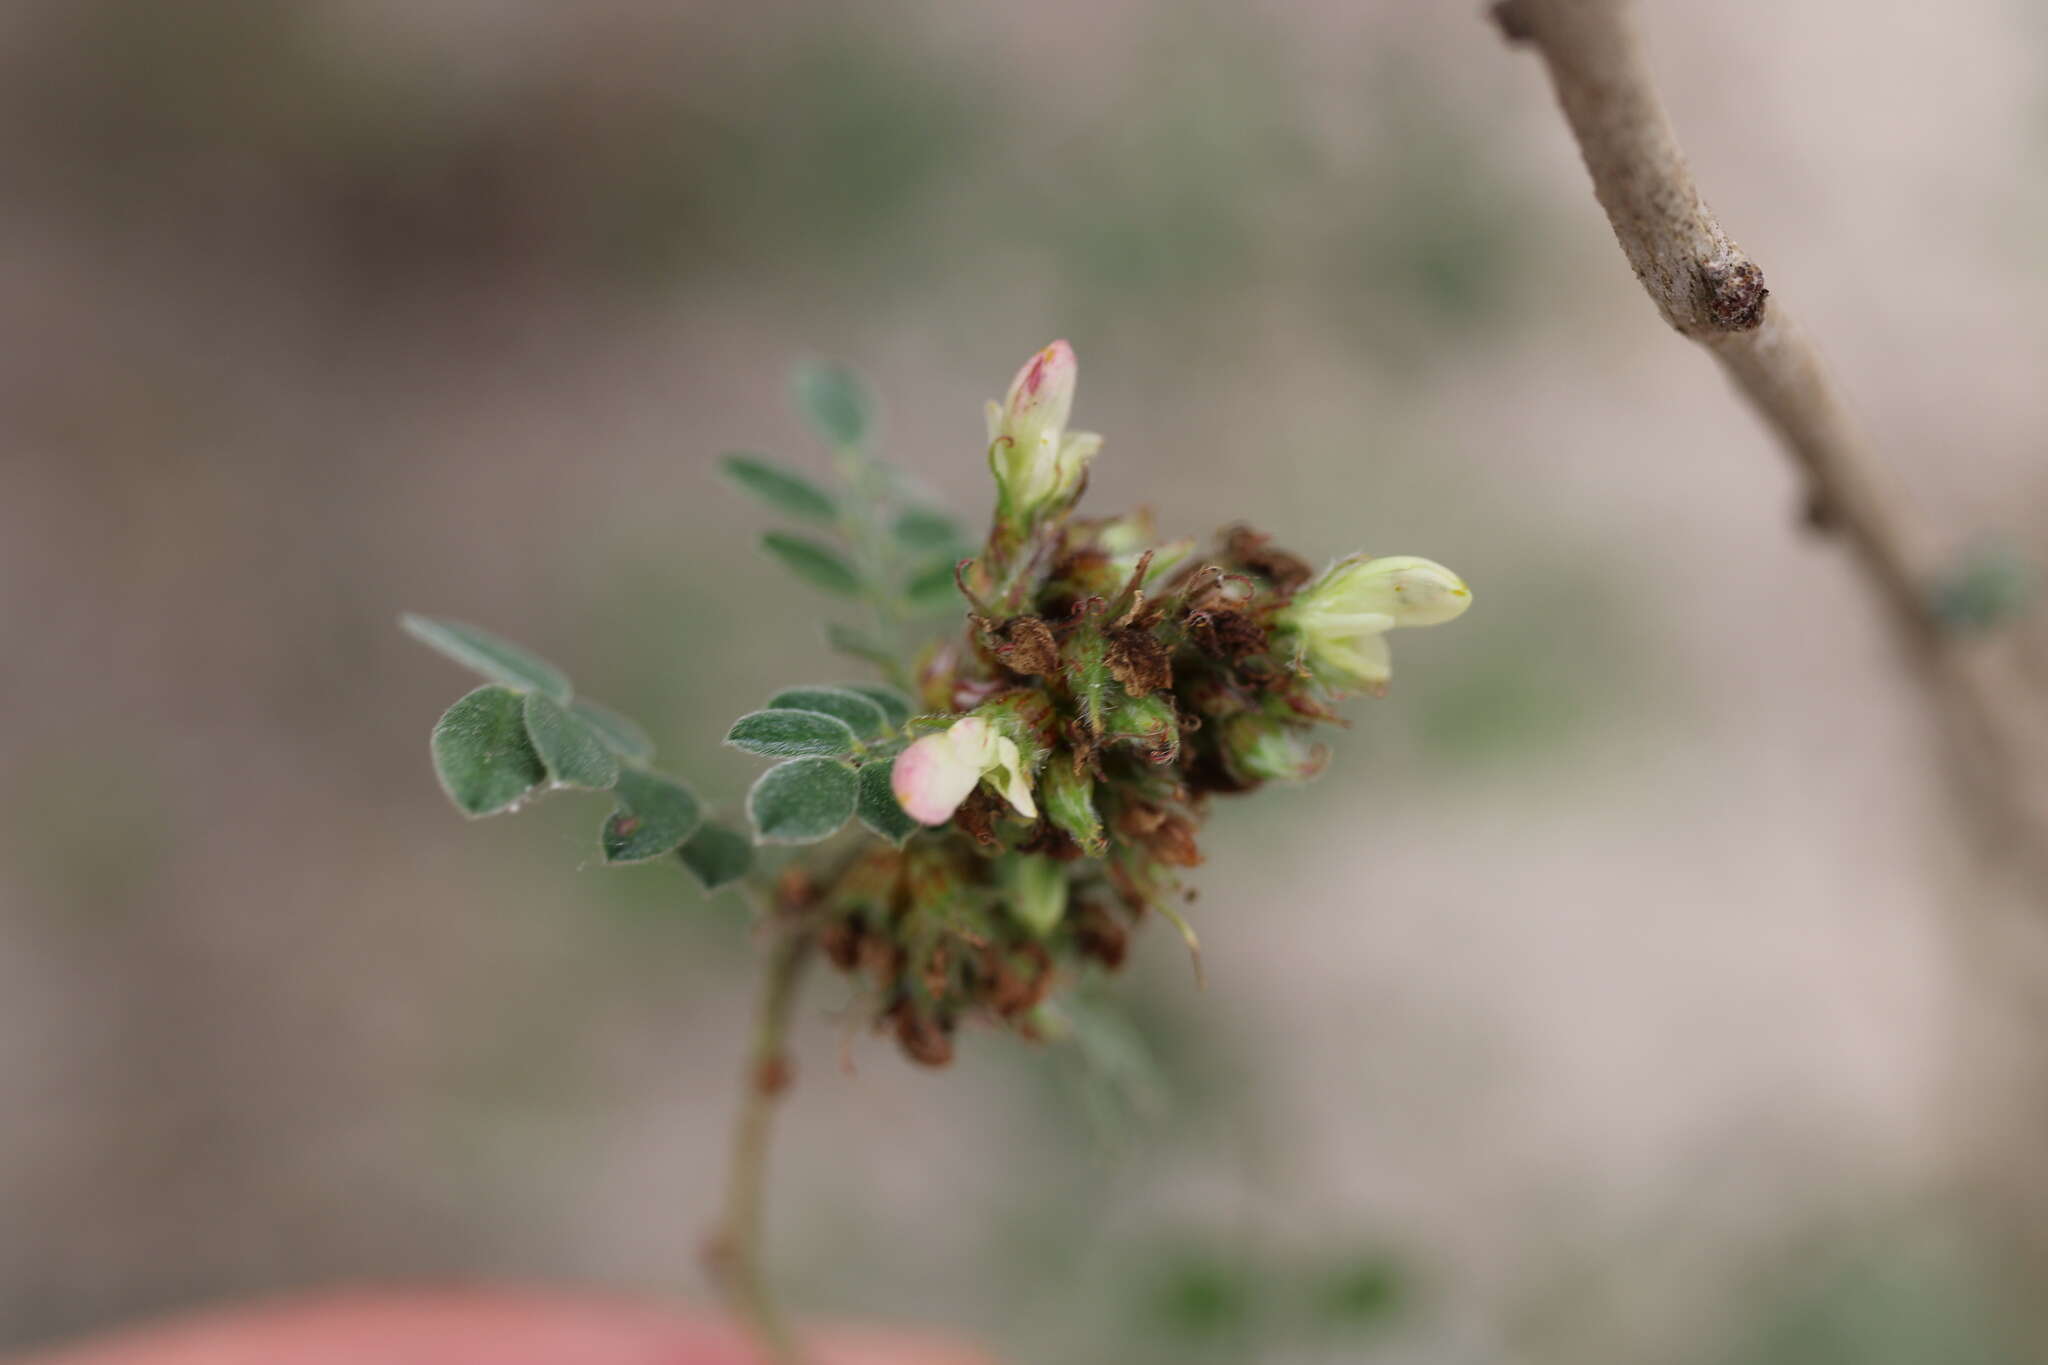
<box><xmin>706</xmin><ymin>922</ymin><xmax>813</xmax><ymax>1364</ymax></box>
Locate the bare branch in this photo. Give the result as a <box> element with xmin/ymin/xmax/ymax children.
<box><xmin>1490</xmin><ymin>0</ymin><xmax>1940</xmax><ymax>654</ymax></box>
<box><xmin>1488</xmin><ymin>0</ymin><xmax>2048</xmax><ymax>871</ymax></box>
<box><xmin>1495</xmin><ymin>0</ymin><xmax>2048</xmax><ymax>1329</ymax></box>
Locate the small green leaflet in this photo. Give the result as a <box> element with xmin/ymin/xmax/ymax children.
<box><xmin>904</xmin><ymin>556</ymin><xmax>965</xmax><ymax>612</ymax></box>
<box><xmin>825</xmin><ymin>623</ymin><xmax>897</xmax><ymax>669</ymax></box>
<box><xmin>570</xmin><ymin>697</ymin><xmax>656</xmax><ymax>764</ymax></box>
<box><xmin>891</xmin><ymin>506</ymin><xmax>964</xmax><ymax>550</ymax></box>
<box><xmin>748</xmin><ymin>757</ymin><xmax>856</xmax><ymax>844</ymax></box>
<box><xmin>760</xmin><ymin>532</ymin><xmax>861</xmax><ymax>597</ymax></box>
<box><xmin>792</xmin><ymin>362</ymin><xmax>872</xmax><ymax>448</ymax></box>
<box><xmin>522</xmin><ymin>692</ymin><xmax>619</xmax><ymax>790</ymax></box>
<box><xmin>719</xmin><ymin>452</ymin><xmax>838</xmax><ymax>524</ymax></box>
<box><xmin>601</xmin><ymin>766</ymin><xmax>703</xmax><ymax>864</ymax></box>
<box><xmin>838</xmin><ymin>683</ymin><xmax>912</xmax><ymax>728</ymax></box>
<box><xmin>767</xmin><ymin>686</ymin><xmax>888</xmax><ymax>737</ymax></box>
<box><xmin>402</xmin><ymin>614</ymin><xmax>573</xmax><ymax>703</ymax></box>
<box><xmin>677</xmin><ymin>821</ymin><xmax>753</xmax><ymax>891</ymax></box>
<box><xmin>431</xmin><ymin>685</ymin><xmax>548</xmax><ymax>817</ymax></box>
<box><xmin>726</xmin><ymin>708</ymin><xmax>859</xmax><ymax>758</ymax></box>
<box><xmin>856</xmin><ymin>757</ymin><xmax>919</xmax><ymax>845</ymax></box>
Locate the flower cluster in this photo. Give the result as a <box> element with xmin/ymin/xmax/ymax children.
<box><xmin>807</xmin><ymin>343</ymin><xmax>1471</xmax><ymax>1065</ymax></box>
<box><xmin>406</xmin><ymin>341</ymin><xmax>1469</xmax><ymax>1071</ymax></box>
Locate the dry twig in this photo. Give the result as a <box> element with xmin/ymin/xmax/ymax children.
<box><xmin>1491</xmin><ymin>0</ymin><xmax>2048</xmax><ymax>1329</ymax></box>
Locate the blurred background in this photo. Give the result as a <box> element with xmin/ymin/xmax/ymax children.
<box><xmin>6</xmin><ymin>0</ymin><xmax>2048</xmax><ymax>1361</ymax></box>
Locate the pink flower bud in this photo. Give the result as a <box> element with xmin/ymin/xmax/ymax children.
<box><xmin>986</xmin><ymin>341</ymin><xmax>1097</xmax><ymax>515</ymax></box>
<box><xmin>891</xmin><ymin>716</ymin><xmax>1039</xmax><ymax>826</ymax></box>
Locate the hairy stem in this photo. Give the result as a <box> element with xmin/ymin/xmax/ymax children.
<box><xmin>706</xmin><ymin>921</ymin><xmax>813</xmax><ymax>1364</ymax></box>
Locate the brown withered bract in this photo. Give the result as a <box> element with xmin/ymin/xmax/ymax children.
<box><xmin>1222</xmin><ymin>524</ymin><xmax>1314</xmax><ymax>592</ymax></box>
<box><xmin>989</xmin><ymin>615</ymin><xmax>1060</xmax><ymax>676</ymax></box>
<box><xmin>951</xmin><ymin>786</ymin><xmax>1005</xmax><ymax>845</ymax></box>
<box><xmin>820</xmin><ymin>918</ymin><xmax>864</xmax><ymax>971</ymax></box>
<box><xmin>983</xmin><ymin>942</ymin><xmax>1055</xmax><ymax>1018</ymax></box>
<box><xmin>1071</xmin><ymin>900</ymin><xmax>1130</xmax><ymax>971</ymax></box>
<box><xmin>889</xmin><ymin>1001</ymin><xmax>956</xmax><ymax>1068</ymax></box>
<box><xmin>1105</xmin><ymin>626</ymin><xmax>1173</xmax><ymax>695</ymax></box>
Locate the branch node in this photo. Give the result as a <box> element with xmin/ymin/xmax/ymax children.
<box><xmin>1700</xmin><ymin>256</ymin><xmax>1769</xmax><ymax>331</ymax></box>
<box><xmin>1489</xmin><ymin>0</ymin><xmax>1536</xmax><ymax>44</ymax></box>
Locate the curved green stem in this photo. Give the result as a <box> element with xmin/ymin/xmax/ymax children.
<box><xmin>706</xmin><ymin>921</ymin><xmax>813</xmax><ymax>1364</ymax></box>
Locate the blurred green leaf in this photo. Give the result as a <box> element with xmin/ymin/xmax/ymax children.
<box><xmin>768</xmin><ymin>685</ymin><xmax>888</xmax><ymax>737</ymax></box>
<box><xmin>727</xmin><ymin>708</ymin><xmax>859</xmax><ymax>758</ymax></box>
<box><xmin>402</xmin><ymin>614</ymin><xmax>573</xmax><ymax>703</ymax></box>
<box><xmin>677</xmin><ymin>821</ymin><xmax>753</xmax><ymax>891</ymax></box>
<box><xmin>431</xmin><ymin>685</ymin><xmax>549</xmax><ymax>817</ymax></box>
<box><xmin>1311</xmin><ymin>1254</ymin><xmax>1406</xmax><ymax>1330</ymax></box>
<box><xmin>522</xmin><ymin>692</ymin><xmax>619</xmax><ymax>790</ymax></box>
<box><xmin>761</xmin><ymin>532</ymin><xmax>862</xmax><ymax>597</ymax></box>
<box><xmin>825</xmin><ymin>622</ymin><xmax>898</xmax><ymax>669</ymax></box>
<box><xmin>856</xmin><ymin>756</ymin><xmax>919</xmax><ymax>844</ymax></box>
<box><xmin>748</xmin><ymin>756</ymin><xmax>857</xmax><ymax>844</ymax></box>
<box><xmin>892</xmin><ymin>506</ymin><xmax>965</xmax><ymax>550</ymax></box>
<box><xmin>792</xmin><ymin>361</ymin><xmax>872</xmax><ymax>448</ymax></box>
<box><xmin>571</xmin><ymin>697</ymin><xmax>657</xmax><ymax>764</ymax></box>
<box><xmin>1932</xmin><ymin>543</ymin><xmax>2037</xmax><ymax>633</ymax></box>
<box><xmin>1148</xmin><ymin>1254</ymin><xmax>1257</xmax><ymax>1341</ymax></box>
<box><xmin>601</xmin><ymin>766</ymin><xmax>703</xmax><ymax>864</ymax></box>
<box><xmin>720</xmin><ymin>452</ymin><xmax>839</xmax><ymax>523</ymax></box>
<box><xmin>840</xmin><ymin>682</ymin><xmax>913</xmax><ymax>727</ymax></box>
<box><xmin>904</xmin><ymin>556</ymin><xmax>965</xmax><ymax>612</ymax></box>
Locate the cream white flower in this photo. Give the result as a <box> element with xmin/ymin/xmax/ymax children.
<box><xmin>986</xmin><ymin>341</ymin><xmax>1099</xmax><ymax>515</ymax></box>
<box><xmin>891</xmin><ymin>716</ymin><xmax>1038</xmax><ymax>826</ymax></box>
<box><xmin>1276</xmin><ymin>554</ymin><xmax>1471</xmax><ymax>693</ymax></box>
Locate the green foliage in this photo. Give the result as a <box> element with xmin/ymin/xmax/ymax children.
<box><xmin>1932</xmin><ymin>543</ymin><xmax>2037</xmax><ymax>633</ymax></box>
<box><xmin>891</xmin><ymin>506</ymin><xmax>965</xmax><ymax>551</ymax></box>
<box><xmin>767</xmin><ymin>685</ymin><xmax>889</xmax><ymax>737</ymax></box>
<box><xmin>601</xmin><ymin>766</ymin><xmax>704</xmax><ymax>864</ymax></box>
<box><xmin>840</xmin><ymin>682</ymin><xmax>913</xmax><ymax>728</ymax></box>
<box><xmin>904</xmin><ymin>555</ymin><xmax>966</xmax><ymax>613</ymax></box>
<box><xmin>431</xmin><ymin>685</ymin><xmax>549</xmax><ymax>816</ymax></box>
<box><xmin>1310</xmin><ymin>1254</ymin><xmax>1405</xmax><ymax>1330</ymax></box>
<box><xmin>726</xmin><ymin>708</ymin><xmax>860</xmax><ymax>758</ymax></box>
<box><xmin>402</xmin><ymin>614</ymin><xmax>573</xmax><ymax>703</ymax></box>
<box><xmin>826</xmin><ymin>622</ymin><xmax>898</xmax><ymax>669</ymax></box>
<box><xmin>792</xmin><ymin>361</ymin><xmax>873</xmax><ymax>448</ymax></box>
<box><xmin>748</xmin><ymin>756</ymin><xmax>857</xmax><ymax>843</ymax></box>
<box><xmin>521</xmin><ymin>692</ymin><xmax>620</xmax><ymax>791</ymax></box>
<box><xmin>719</xmin><ymin>452</ymin><xmax>839</xmax><ymax>524</ymax></box>
<box><xmin>677</xmin><ymin>821</ymin><xmax>753</xmax><ymax>891</ymax></box>
<box><xmin>570</xmin><ymin>698</ymin><xmax>657</xmax><ymax>764</ymax></box>
<box><xmin>760</xmin><ymin>531</ymin><xmax>862</xmax><ymax>597</ymax></box>
<box><xmin>1148</xmin><ymin>1254</ymin><xmax>1256</xmax><ymax>1341</ymax></box>
<box><xmin>856</xmin><ymin>756</ymin><xmax>919</xmax><ymax>844</ymax></box>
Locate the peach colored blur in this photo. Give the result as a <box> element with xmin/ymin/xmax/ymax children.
<box><xmin>9</xmin><ymin>1292</ymin><xmax>994</xmax><ymax>1365</ymax></box>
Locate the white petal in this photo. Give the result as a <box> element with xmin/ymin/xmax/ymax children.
<box><xmin>892</xmin><ymin>733</ymin><xmax>984</xmax><ymax>825</ymax></box>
